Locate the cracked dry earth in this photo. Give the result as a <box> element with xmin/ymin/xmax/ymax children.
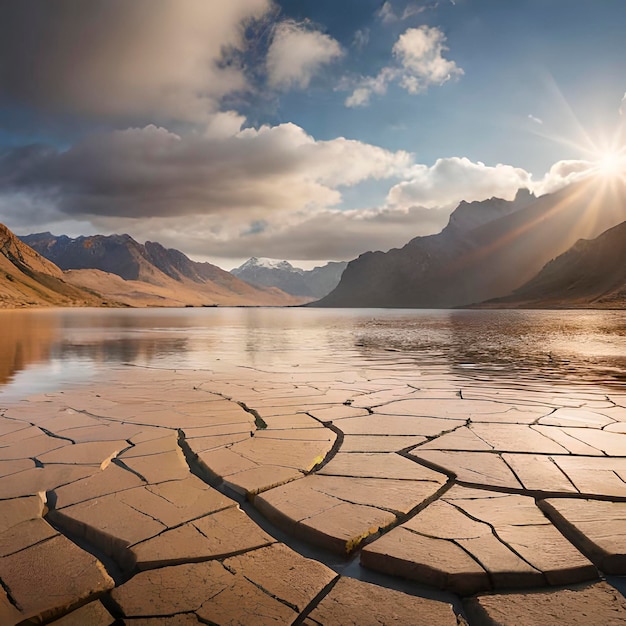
<box><xmin>1</xmin><ymin>361</ymin><xmax>626</xmax><ymax>625</ymax></box>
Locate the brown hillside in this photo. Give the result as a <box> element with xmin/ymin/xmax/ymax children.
<box><xmin>65</xmin><ymin>268</ymin><xmax>308</xmax><ymax>307</ymax></box>
<box><xmin>22</xmin><ymin>232</ymin><xmax>306</xmax><ymax>306</ymax></box>
<box><xmin>483</xmin><ymin>220</ymin><xmax>626</xmax><ymax>308</ymax></box>
<box><xmin>0</xmin><ymin>224</ymin><xmax>106</xmax><ymax>308</ymax></box>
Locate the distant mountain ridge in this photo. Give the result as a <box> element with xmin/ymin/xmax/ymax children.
<box><xmin>20</xmin><ymin>233</ymin><xmax>304</xmax><ymax>307</ymax></box>
<box><xmin>22</xmin><ymin>233</ymin><xmax>224</xmax><ymax>285</ymax></box>
<box><xmin>0</xmin><ymin>223</ymin><xmax>104</xmax><ymax>308</ymax></box>
<box><xmin>444</xmin><ymin>188</ymin><xmax>535</xmax><ymax>231</ymax></box>
<box><xmin>232</xmin><ymin>257</ymin><xmax>347</xmax><ymax>298</ymax></box>
<box><xmin>316</xmin><ymin>178</ymin><xmax>626</xmax><ymax>308</ymax></box>
<box><xmin>484</xmin><ymin>220</ymin><xmax>626</xmax><ymax>308</ymax></box>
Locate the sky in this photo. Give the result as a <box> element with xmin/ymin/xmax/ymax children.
<box><xmin>0</xmin><ymin>0</ymin><xmax>625</xmax><ymax>269</ymax></box>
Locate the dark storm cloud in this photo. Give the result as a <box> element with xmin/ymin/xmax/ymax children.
<box><xmin>0</xmin><ymin>0</ymin><xmax>271</xmax><ymax>123</ymax></box>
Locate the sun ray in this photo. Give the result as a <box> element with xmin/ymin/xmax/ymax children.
<box><xmin>534</xmin><ymin>70</ymin><xmax>600</xmax><ymax>155</ymax></box>
<box><xmin>525</xmin><ymin>72</ymin><xmax>626</xmax><ymax>180</ymax></box>
<box><xmin>591</xmin><ymin>145</ymin><xmax>626</xmax><ymax>178</ymax></box>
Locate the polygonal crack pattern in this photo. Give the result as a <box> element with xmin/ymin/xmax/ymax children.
<box><xmin>0</xmin><ymin>363</ymin><xmax>625</xmax><ymax>624</ymax></box>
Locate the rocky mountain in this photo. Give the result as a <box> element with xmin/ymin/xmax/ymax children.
<box><xmin>484</xmin><ymin>220</ymin><xmax>626</xmax><ymax>308</ymax></box>
<box><xmin>20</xmin><ymin>233</ymin><xmax>304</xmax><ymax>307</ymax></box>
<box><xmin>0</xmin><ymin>223</ymin><xmax>105</xmax><ymax>308</ymax></box>
<box><xmin>316</xmin><ymin>177</ymin><xmax>626</xmax><ymax>308</ymax></box>
<box><xmin>232</xmin><ymin>257</ymin><xmax>347</xmax><ymax>299</ymax></box>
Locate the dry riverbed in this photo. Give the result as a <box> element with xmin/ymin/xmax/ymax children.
<box><xmin>1</xmin><ymin>359</ymin><xmax>626</xmax><ymax>624</ymax></box>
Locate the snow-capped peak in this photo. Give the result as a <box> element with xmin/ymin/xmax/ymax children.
<box><xmin>236</xmin><ymin>257</ymin><xmax>299</xmax><ymax>272</ymax></box>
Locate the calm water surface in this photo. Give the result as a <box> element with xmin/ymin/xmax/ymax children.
<box><xmin>1</xmin><ymin>307</ymin><xmax>626</xmax><ymax>401</ymax></box>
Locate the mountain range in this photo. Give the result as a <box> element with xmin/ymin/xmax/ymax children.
<box><xmin>4</xmin><ymin>173</ymin><xmax>626</xmax><ymax>311</ymax></box>
<box><xmin>231</xmin><ymin>257</ymin><xmax>347</xmax><ymax>299</ymax></box>
<box><xmin>15</xmin><ymin>232</ymin><xmax>303</xmax><ymax>307</ymax></box>
<box><xmin>0</xmin><ymin>224</ymin><xmax>105</xmax><ymax>308</ymax></box>
<box><xmin>316</xmin><ymin>177</ymin><xmax>626</xmax><ymax>308</ymax></box>
<box><xmin>485</xmin><ymin>219</ymin><xmax>626</xmax><ymax>308</ymax></box>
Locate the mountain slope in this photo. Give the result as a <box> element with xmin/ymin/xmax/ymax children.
<box><xmin>316</xmin><ymin>177</ymin><xmax>626</xmax><ymax>308</ymax></box>
<box><xmin>0</xmin><ymin>224</ymin><xmax>105</xmax><ymax>308</ymax></box>
<box><xmin>484</xmin><ymin>220</ymin><xmax>626</xmax><ymax>308</ymax></box>
<box><xmin>21</xmin><ymin>233</ymin><xmax>303</xmax><ymax>306</ymax></box>
<box><xmin>232</xmin><ymin>257</ymin><xmax>347</xmax><ymax>298</ymax></box>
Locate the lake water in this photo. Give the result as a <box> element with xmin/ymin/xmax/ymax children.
<box><xmin>2</xmin><ymin>307</ymin><xmax>626</xmax><ymax>402</ymax></box>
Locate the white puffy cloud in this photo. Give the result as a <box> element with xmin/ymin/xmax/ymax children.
<box><xmin>266</xmin><ymin>21</ymin><xmax>343</xmax><ymax>90</ymax></box>
<box><xmin>345</xmin><ymin>88</ymin><xmax>373</xmax><ymax>108</ymax></box>
<box><xmin>387</xmin><ymin>158</ymin><xmax>532</xmax><ymax>209</ymax></box>
<box><xmin>393</xmin><ymin>26</ymin><xmax>464</xmax><ymax>94</ymax></box>
<box><xmin>203</xmin><ymin>111</ymin><xmax>247</xmax><ymax>140</ymax></box>
<box><xmin>344</xmin><ymin>67</ymin><xmax>397</xmax><ymax>107</ymax></box>
<box><xmin>0</xmin><ymin>0</ymin><xmax>271</xmax><ymax>123</ymax></box>
<box><xmin>387</xmin><ymin>156</ymin><xmax>597</xmax><ymax>211</ymax></box>
<box><xmin>532</xmin><ymin>159</ymin><xmax>595</xmax><ymax>196</ymax></box>
<box><xmin>0</xmin><ymin>120</ymin><xmax>412</xmax><ymax>220</ymax></box>
<box><xmin>345</xmin><ymin>26</ymin><xmax>462</xmax><ymax>107</ymax></box>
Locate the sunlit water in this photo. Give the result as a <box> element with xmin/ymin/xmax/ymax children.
<box><xmin>2</xmin><ymin>307</ymin><xmax>626</xmax><ymax>401</ymax></box>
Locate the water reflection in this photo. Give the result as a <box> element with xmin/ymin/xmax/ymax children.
<box><xmin>352</xmin><ymin>310</ymin><xmax>626</xmax><ymax>386</ymax></box>
<box><xmin>0</xmin><ymin>309</ymin><xmax>200</xmax><ymax>398</ymax></box>
<box><xmin>0</xmin><ymin>310</ymin><xmax>59</xmax><ymax>386</ymax></box>
<box><xmin>1</xmin><ymin>308</ymin><xmax>626</xmax><ymax>400</ymax></box>
<box><xmin>59</xmin><ymin>334</ymin><xmax>190</xmax><ymax>365</ymax></box>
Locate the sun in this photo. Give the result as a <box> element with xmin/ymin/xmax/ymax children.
<box><xmin>594</xmin><ymin>147</ymin><xmax>626</xmax><ymax>177</ymax></box>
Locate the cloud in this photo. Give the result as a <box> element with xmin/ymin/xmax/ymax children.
<box><xmin>353</xmin><ymin>28</ymin><xmax>371</xmax><ymax>50</ymax></box>
<box><xmin>401</xmin><ymin>2</ymin><xmax>439</xmax><ymax>19</ymax></box>
<box><xmin>345</xmin><ymin>89</ymin><xmax>373</xmax><ymax>108</ymax></box>
<box><xmin>1</xmin><ymin>142</ymin><xmax>599</xmax><ymax>263</ymax></box>
<box><xmin>378</xmin><ymin>1</ymin><xmax>440</xmax><ymax>22</ymax></box>
<box><xmin>532</xmin><ymin>159</ymin><xmax>594</xmax><ymax>196</ymax></box>
<box><xmin>620</xmin><ymin>92</ymin><xmax>626</xmax><ymax>116</ymax></box>
<box><xmin>387</xmin><ymin>156</ymin><xmax>598</xmax><ymax>210</ymax></box>
<box><xmin>392</xmin><ymin>26</ymin><xmax>464</xmax><ymax>94</ymax></box>
<box><xmin>0</xmin><ymin>120</ymin><xmax>412</xmax><ymax>220</ymax></box>
<box><xmin>203</xmin><ymin>111</ymin><xmax>247</xmax><ymax>140</ymax></box>
<box><xmin>528</xmin><ymin>114</ymin><xmax>543</xmax><ymax>125</ymax></box>
<box><xmin>0</xmin><ymin>0</ymin><xmax>271</xmax><ymax>124</ymax></box>
<box><xmin>266</xmin><ymin>20</ymin><xmax>342</xmax><ymax>90</ymax></box>
<box><xmin>387</xmin><ymin>158</ymin><xmax>533</xmax><ymax>209</ymax></box>
<box><xmin>200</xmin><ymin>204</ymin><xmax>451</xmax><ymax>260</ymax></box>
<box><xmin>81</xmin><ymin>203</ymin><xmax>451</xmax><ymax>264</ymax></box>
<box><xmin>344</xmin><ymin>68</ymin><xmax>397</xmax><ymax>107</ymax></box>
<box><xmin>377</xmin><ymin>2</ymin><xmax>398</xmax><ymax>23</ymax></box>
<box><xmin>0</xmin><ymin>190</ymin><xmax>95</xmax><ymax>240</ymax></box>
<box><xmin>345</xmin><ymin>26</ymin><xmax>462</xmax><ymax>107</ymax></box>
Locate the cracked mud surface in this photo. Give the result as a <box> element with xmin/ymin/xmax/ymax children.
<box><xmin>1</xmin><ymin>344</ymin><xmax>626</xmax><ymax>624</ymax></box>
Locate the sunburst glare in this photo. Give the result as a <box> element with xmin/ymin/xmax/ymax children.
<box><xmin>594</xmin><ymin>147</ymin><xmax>626</xmax><ymax>177</ymax></box>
